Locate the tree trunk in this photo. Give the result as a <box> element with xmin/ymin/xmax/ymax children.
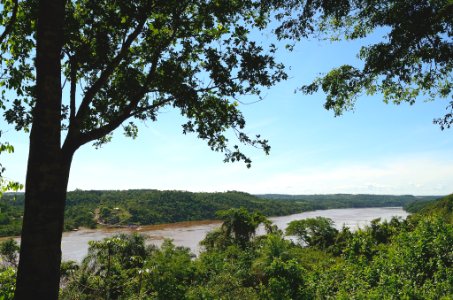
<box><xmin>14</xmin><ymin>156</ymin><xmax>73</xmax><ymax>299</ymax></box>
<box><xmin>14</xmin><ymin>0</ymin><xmax>66</xmax><ymax>299</ymax></box>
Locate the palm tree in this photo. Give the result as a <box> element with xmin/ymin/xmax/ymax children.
<box><xmin>217</xmin><ymin>208</ymin><xmax>268</xmax><ymax>248</ymax></box>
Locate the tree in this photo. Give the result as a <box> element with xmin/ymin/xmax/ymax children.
<box><xmin>69</xmin><ymin>234</ymin><xmax>149</xmax><ymax>299</ymax></box>
<box><xmin>217</xmin><ymin>208</ymin><xmax>268</xmax><ymax>248</ymax></box>
<box><xmin>0</xmin><ymin>1</ymin><xmax>286</xmax><ymax>298</ymax></box>
<box><xmin>0</xmin><ymin>139</ymin><xmax>22</xmax><ymax>195</ymax></box>
<box><xmin>0</xmin><ymin>238</ymin><xmax>19</xmax><ymax>268</ymax></box>
<box><xmin>322</xmin><ymin>216</ymin><xmax>453</xmax><ymax>298</ymax></box>
<box><xmin>272</xmin><ymin>0</ymin><xmax>452</xmax><ymax>125</ymax></box>
<box><xmin>286</xmin><ymin>217</ymin><xmax>338</xmax><ymax>250</ymax></box>
<box><xmin>259</xmin><ymin>258</ymin><xmax>310</xmax><ymax>300</ymax></box>
<box><xmin>0</xmin><ymin>0</ymin><xmax>22</xmax><ymax>195</ymax></box>
<box><xmin>141</xmin><ymin>240</ymin><xmax>194</xmax><ymax>300</ymax></box>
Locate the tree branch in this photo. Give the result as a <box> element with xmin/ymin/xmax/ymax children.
<box><xmin>0</xmin><ymin>0</ymin><xmax>18</xmax><ymax>45</ymax></box>
<box><xmin>69</xmin><ymin>55</ymin><xmax>77</xmax><ymax>122</ymax></box>
<box><xmin>69</xmin><ymin>48</ymin><xmax>163</xmax><ymax>148</ymax></box>
<box><xmin>76</xmin><ymin>97</ymin><xmax>172</xmax><ymax>147</ymax></box>
<box><xmin>74</xmin><ymin>16</ymin><xmax>148</xmax><ymax>124</ymax></box>
<box><xmin>65</xmin><ymin>2</ymin><xmax>190</xmax><ymax>150</ymax></box>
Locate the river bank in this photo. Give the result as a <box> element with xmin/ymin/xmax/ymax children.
<box><xmin>60</xmin><ymin>207</ymin><xmax>408</xmax><ymax>262</ymax></box>
<box><xmin>1</xmin><ymin>207</ymin><xmax>409</xmax><ymax>262</ymax></box>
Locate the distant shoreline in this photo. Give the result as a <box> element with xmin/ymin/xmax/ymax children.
<box><xmin>1</xmin><ymin>190</ymin><xmax>439</xmax><ymax>238</ymax></box>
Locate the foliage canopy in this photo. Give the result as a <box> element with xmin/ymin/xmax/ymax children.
<box><xmin>1</xmin><ymin>0</ymin><xmax>288</xmax><ymax>167</ymax></box>
<box><xmin>272</xmin><ymin>0</ymin><xmax>452</xmax><ymax>126</ymax></box>
<box><xmin>2</xmin><ymin>200</ymin><xmax>451</xmax><ymax>299</ymax></box>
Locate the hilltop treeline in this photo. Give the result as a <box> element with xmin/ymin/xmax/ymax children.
<box><xmin>62</xmin><ymin>190</ymin><xmax>312</xmax><ymax>230</ymax></box>
<box><xmin>0</xmin><ymin>190</ymin><xmax>441</xmax><ymax>237</ymax></box>
<box><xmin>257</xmin><ymin>194</ymin><xmax>438</xmax><ymax>209</ymax></box>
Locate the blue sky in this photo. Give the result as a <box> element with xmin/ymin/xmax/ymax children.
<box><xmin>2</xmin><ymin>28</ymin><xmax>453</xmax><ymax>196</ymax></box>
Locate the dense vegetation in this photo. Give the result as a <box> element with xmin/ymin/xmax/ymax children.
<box><xmin>1</xmin><ymin>191</ymin><xmax>439</xmax><ymax>237</ymax></box>
<box><xmin>258</xmin><ymin>194</ymin><xmax>438</xmax><ymax>209</ymax></box>
<box><xmin>0</xmin><ymin>190</ymin><xmax>312</xmax><ymax>236</ymax></box>
<box><xmin>1</xmin><ymin>194</ymin><xmax>452</xmax><ymax>299</ymax></box>
<box><xmin>405</xmin><ymin>194</ymin><xmax>453</xmax><ymax>224</ymax></box>
<box><xmin>0</xmin><ymin>200</ymin><xmax>22</xmax><ymax>237</ymax></box>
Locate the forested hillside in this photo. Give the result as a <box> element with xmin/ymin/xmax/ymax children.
<box><xmin>405</xmin><ymin>194</ymin><xmax>453</xmax><ymax>224</ymax></box>
<box><xmin>0</xmin><ymin>190</ymin><xmax>442</xmax><ymax>237</ymax></box>
<box><xmin>258</xmin><ymin>194</ymin><xmax>438</xmax><ymax>208</ymax></box>
<box><xmin>0</xmin><ymin>190</ymin><xmax>311</xmax><ymax>236</ymax></box>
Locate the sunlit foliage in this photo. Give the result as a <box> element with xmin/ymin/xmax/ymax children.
<box><xmin>56</xmin><ymin>197</ymin><xmax>453</xmax><ymax>298</ymax></box>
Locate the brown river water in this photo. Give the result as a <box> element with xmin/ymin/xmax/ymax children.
<box><xmin>7</xmin><ymin>207</ymin><xmax>409</xmax><ymax>262</ymax></box>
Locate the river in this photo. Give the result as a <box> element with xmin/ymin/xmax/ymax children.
<box><xmin>56</xmin><ymin>207</ymin><xmax>408</xmax><ymax>262</ymax></box>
